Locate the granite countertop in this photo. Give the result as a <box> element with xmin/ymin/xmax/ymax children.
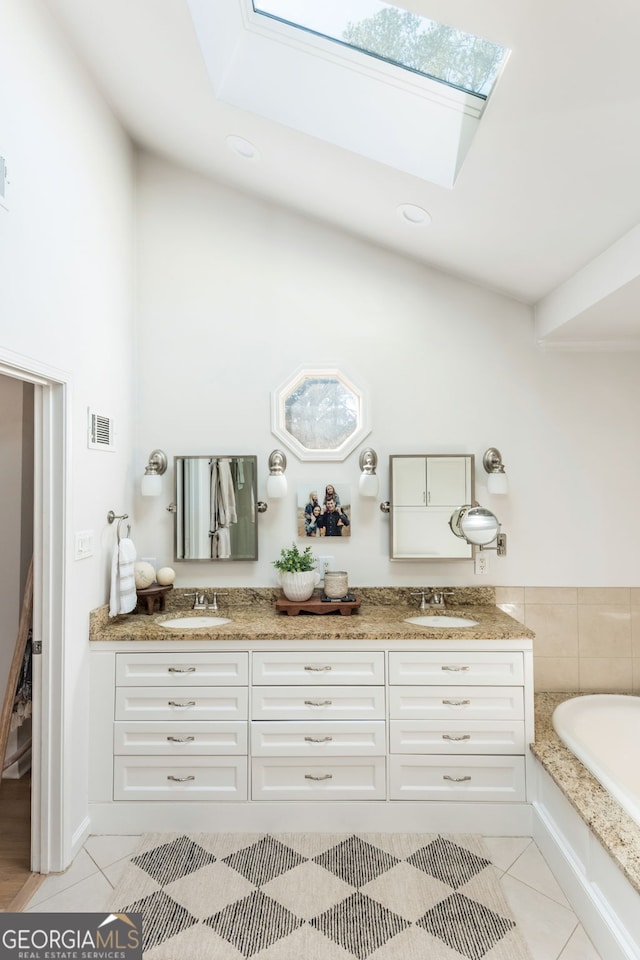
<box><xmin>533</xmin><ymin>693</ymin><xmax>640</xmax><ymax>895</ymax></box>
<box><xmin>90</xmin><ymin>586</ymin><xmax>533</xmax><ymax>643</ymax></box>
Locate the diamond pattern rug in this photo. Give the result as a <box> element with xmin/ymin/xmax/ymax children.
<box><xmin>107</xmin><ymin>833</ymin><xmax>531</xmax><ymax>959</ymax></box>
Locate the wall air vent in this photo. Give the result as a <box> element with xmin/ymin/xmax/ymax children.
<box><xmin>88</xmin><ymin>408</ymin><xmax>115</xmax><ymax>450</ymax></box>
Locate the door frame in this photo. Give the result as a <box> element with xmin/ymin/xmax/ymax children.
<box><xmin>0</xmin><ymin>347</ymin><xmax>69</xmax><ymax>873</ymax></box>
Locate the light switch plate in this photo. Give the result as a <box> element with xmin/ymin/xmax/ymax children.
<box><xmin>74</xmin><ymin>530</ymin><xmax>94</xmax><ymax>560</ymax></box>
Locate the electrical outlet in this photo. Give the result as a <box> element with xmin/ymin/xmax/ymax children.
<box><xmin>474</xmin><ymin>553</ymin><xmax>488</xmax><ymax>575</ymax></box>
<box><xmin>317</xmin><ymin>556</ymin><xmax>335</xmax><ymax>578</ymax></box>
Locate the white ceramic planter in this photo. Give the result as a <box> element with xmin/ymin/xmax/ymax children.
<box><xmin>279</xmin><ymin>570</ymin><xmax>319</xmax><ymax>602</ymax></box>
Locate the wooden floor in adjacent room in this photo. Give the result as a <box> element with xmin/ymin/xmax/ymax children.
<box><xmin>0</xmin><ymin>773</ymin><xmax>41</xmax><ymax>911</ymax></box>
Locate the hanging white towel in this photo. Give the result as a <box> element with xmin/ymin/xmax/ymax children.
<box><xmin>109</xmin><ymin>537</ymin><xmax>138</xmax><ymax>617</ymax></box>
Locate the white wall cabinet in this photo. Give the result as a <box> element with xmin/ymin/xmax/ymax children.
<box><xmin>89</xmin><ymin>636</ymin><xmax>533</xmax><ymax>833</ymax></box>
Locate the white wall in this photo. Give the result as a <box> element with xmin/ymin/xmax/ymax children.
<box><xmin>0</xmin><ymin>0</ymin><xmax>136</xmax><ymax>856</ymax></box>
<box><xmin>135</xmin><ymin>154</ymin><xmax>640</xmax><ymax>589</ymax></box>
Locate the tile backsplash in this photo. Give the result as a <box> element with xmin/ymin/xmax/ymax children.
<box><xmin>496</xmin><ymin>587</ymin><xmax>640</xmax><ymax>693</ymax></box>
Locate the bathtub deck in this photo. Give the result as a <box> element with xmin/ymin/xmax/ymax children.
<box><xmin>532</xmin><ymin>692</ymin><xmax>640</xmax><ymax>894</ymax></box>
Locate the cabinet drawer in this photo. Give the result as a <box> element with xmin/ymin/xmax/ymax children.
<box><xmin>252</xmin><ymin>651</ymin><xmax>384</xmax><ymax>685</ymax></box>
<box><xmin>388</xmin><ymin>651</ymin><xmax>523</xmax><ymax>686</ymax></box>
<box><xmin>115</xmin><ymin>652</ymin><xmax>248</xmax><ymax>686</ymax></box>
<box><xmin>115</xmin><ymin>686</ymin><xmax>248</xmax><ymax>721</ymax></box>
<box><xmin>389</xmin><ymin>756</ymin><xmax>526</xmax><ymax>802</ymax></box>
<box><xmin>389</xmin><ymin>719</ymin><xmax>525</xmax><ymax>755</ymax></box>
<box><xmin>114</xmin><ymin>756</ymin><xmax>247</xmax><ymax>801</ymax></box>
<box><xmin>252</xmin><ymin>757</ymin><xmax>386</xmax><ymax>801</ymax></box>
<box><xmin>114</xmin><ymin>721</ymin><xmax>247</xmax><ymax>755</ymax></box>
<box><xmin>389</xmin><ymin>686</ymin><xmax>523</xmax><ymax>720</ymax></box>
<box><xmin>251</xmin><ymin>721</ymin><xmax>386</xmax><ymax>757</ymax></box>
<box><xmin>251</xmin><ymin>686</ymin><xmax>385</xmax><ymax>721</ymax></box>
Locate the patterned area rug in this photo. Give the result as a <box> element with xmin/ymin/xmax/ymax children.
<box><xmin>107</xmin><ymin>833</ymin><xmax>531</xmax><ymax>959</ymax></box>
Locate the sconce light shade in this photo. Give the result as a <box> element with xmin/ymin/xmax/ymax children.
<box><xmin>141</xmin><ymin>448</ymin><xmax>167</xmax><ymax>497</ymax></box>
<box><xmin>358</xmin><ymin>447</ymin><xmax>379</xmax><ymax>498</ymax></box>
<box><xmin>267</xmin><ymin>449</ymin><xmax>287</xmax><ymax>498</ymax></box>
<box><xmin>483</xmin><ymin>447</ymin><xmax>508</xmax><ymax>495</ymax></box>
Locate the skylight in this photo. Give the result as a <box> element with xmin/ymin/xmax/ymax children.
<box><xmin>252</xmin><ymin>0</ymin><xmax>507</xmax><ymax>99</ymax></box>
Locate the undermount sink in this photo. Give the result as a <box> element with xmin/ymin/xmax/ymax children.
<box><xmin>159</xmin><ymin>616</ymin><xmax>231</xmax><ymax>629</ymax></box>
<box><xmin>404</xmin><ymin>615</ymin><xmax>479</xmax><ymax>628</ymax></box>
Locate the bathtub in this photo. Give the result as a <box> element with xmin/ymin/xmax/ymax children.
<box><xmin>552</xmin><ymin>693</ymin><xmax>640</xmax><ymax>828</ymax></box>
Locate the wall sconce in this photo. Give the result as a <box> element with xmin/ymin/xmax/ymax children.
<box><xmin>358</xmin><ymin>447</ymin><xmax>379</xmax><ymax>498</ymax></box>
<box><xmin>483</xmin><ymin>447</ymin><xmax>508</xmax><ymax>495</ymax></box>
<box><xmin>266</xmin><ymin>449</ymin><xmax>287</xmax><ymax>499</ymax></box>
<box><xmin>141</xmin><ymin>449</ymin><xmax>167</xmax><ymax>497</ymax></box>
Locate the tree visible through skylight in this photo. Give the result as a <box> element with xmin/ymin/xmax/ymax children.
<box><xmin>253</xmin><ymin>0</ymin><xmax>507</xmax><ymax>98</ymax></box>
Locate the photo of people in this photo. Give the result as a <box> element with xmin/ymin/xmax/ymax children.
<box><xmin>298</xmin><ymin>483</ymin><xmax>351</xmax><ymax>538</ymax></box>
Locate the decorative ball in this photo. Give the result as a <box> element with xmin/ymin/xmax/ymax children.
<box><xmin>156</xmin><ymin>566</ymin><xmax>176</xmax><ymax>586</ymax></box>
<box><xmin>134</xmin><ymin>561</ymin><xmax>156</xmax><ymax>589</ymax></box>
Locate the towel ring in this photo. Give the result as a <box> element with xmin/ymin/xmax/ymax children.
<box><xmin>107</xmin><ymin>511</ymin><xmax>131</xmax><ymax>542</ymax></box>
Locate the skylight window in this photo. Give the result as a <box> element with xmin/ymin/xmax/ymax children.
<box><xmin>252</xmin><ymin>0</ymin><xmax>507</xmax><ymax>98</ymax></box>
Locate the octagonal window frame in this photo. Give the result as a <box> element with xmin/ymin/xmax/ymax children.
<box><xmin>271</xmin><ymin>367</ymin><xmax>371</xmax><ymax>461</ymax></box>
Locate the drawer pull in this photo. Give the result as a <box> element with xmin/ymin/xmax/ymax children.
<box><xmin>441</xmin><ymin>665</ymin><xmax>470</xmax><ymax>672</ymax></box>
<box><xmin>168</xmin><ymin>700</ymin><xmax>196</xmax><ymax>708</ymax></box>
<box><xmin>442</xmin><ymin>734</ymin><xmax>471</xmax><ymax>741</ymax></box>
<box><xmin>443</xmin><ymin>775</ymin><xmax>472</xmax><ymax>782</ymax></box>
<box><xmin>167</xmin><ymin>775</ymin><xmax>195</xmax><ymax>782</ymax></box>
<box><xmin>304</xmin><ymin>773</ymin><xmax>333</xmax><ymax>781</ymax></box>
<box><xmin>304</xmin><ymin>665</ymin><xmax>332</xmax><ymax>672</ymax></box>
<box><xmin>304</xmin><ymin>699</ymin><xmax>332</xmax><ymax>707</ymax></box>
<box><xmin>442</xmin><ymin>699</ymin><xmax>471</xmax><ymax>706</ymax></box>
<box><xmin>167</xmin><ymin>735</ymin><xmax>195</xmax><ymax>743</ymax></box>
<box><xmin>168</xmin><ymin>666</ymin><xmax>196</xmax><ymax>673</ymax></box>
<box><xmin>304</xmin><ymin>736</ymin><xmax>333</xmax><ymax>743</ymax></box>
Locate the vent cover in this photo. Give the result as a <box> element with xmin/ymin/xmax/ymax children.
<box><xmin>88</xmin><ymin>408</ymin><xmax>115</xmax><ymax>450</ymax></box>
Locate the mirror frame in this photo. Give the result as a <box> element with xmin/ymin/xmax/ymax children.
<box><xmin>271</xmin><ymin>367</ymin><xmax>370</xmax><ymax>461</ymax></box>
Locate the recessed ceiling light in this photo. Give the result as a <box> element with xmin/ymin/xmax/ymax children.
<box><xmin>398</xmin><ymin>203</ymin><xmax>431</xmax><ymax>225</ymax></box>
<box><xmin>226</xmin><ymin>135</ymin><xmax>259</xmax><ymax>160</ymax></box>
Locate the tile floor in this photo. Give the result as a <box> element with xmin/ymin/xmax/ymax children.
<box><xmin>22</xmin><ymin>835</ymin><xmax>602</xmax><ymax>960</ymax></box>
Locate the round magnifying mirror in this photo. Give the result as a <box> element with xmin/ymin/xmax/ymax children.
<box><xmin>450</xmin><ymin>505</ymin><xmax>500</xmax><ymax>546</ymax></box>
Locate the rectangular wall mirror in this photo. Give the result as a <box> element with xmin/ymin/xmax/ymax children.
<box><xmin>389</xmin><ymin>454</ymin><xmax>473</xmax><ymax>560</ymax></box>
<box><xmin>174</xmin><ymin>456</ymin><xmax>258</xmax><ymax>561</ymax></box>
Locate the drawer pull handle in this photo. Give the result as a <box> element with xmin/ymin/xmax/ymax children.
<box><xmin>304</xmin><ymin>665</ymin><xmax>332</xmax><ymax>671</ymax></box>
<box><xmin>304</xmin><ymin>736</ymin><xmax>333</xmax><ymax>743</ymax></box>
<box><xmin>168</xmin><ymin>700</ymin><xmax>196</xmax><ymax>708</ymax></box>
<box><xmin>442</xmin><ymin>699</ymin><xmax>471</xmax><ymax>706</ymax></box>
<box><xmin>443</xmin><ymin>775</ymin><xmax>472</xmax><ymax>782</ymax></box>
<box><xmin>442</xmin><ymin>734</ymin><xmax>471</xmax><ymax>741</ymax></box>
<box><xmin>304</xmin><ymin>700</ymin><xmax>332</xmax><ymax>707</ymax></box>
<box><xmin>304</xmin><ymin>773</ymin><xmax>333</xmax><ymax>781</ymax></box>
<box><xmin>168</xmin><ymin>666</ymin><xmax>196</xmax><ymax>673</ymax></box>
<box><xmin>167</xmin><ymin>735</ymin><xmax>195</xmax><ymax>743</ymax></box>
<box><xmin>167</xmin><ymin>775</ymin><xmax>195</xmax><ymax>782</ymax></box>
<box><xmin>441</xmin><ymin>665</ymin><xmax>470</xmax><ymax>672</ymax></box>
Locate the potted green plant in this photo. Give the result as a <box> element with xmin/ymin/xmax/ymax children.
<box><xmin>273</xmin><ymin>543</ymin><xmax>319</xmax><ymax>601</ymax></box>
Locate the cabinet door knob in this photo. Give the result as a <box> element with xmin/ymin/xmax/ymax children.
<box><xmin>304</xmin><ymin>665</ymin><xmax>332</xmax><ymax>671</ymax></box>
<box><xmin>167</xmin><ymin>735</ymin><xmax>195</xmax><ymax>743</ymax></box>
<box><xmin>304</xmin><ymin>736</ymin><xmax>333</xmax><ymax>743</ymax></box>
<box><xmin>443</xmin><ymin>775</ymin><xmax>471</xmax><ymax>782</ymax></box>
<box><xmin>168</xmin><ymin>666</ymin><xmax>196</xmax><ymax>673</ymax></box>
<box><xmin>442</xmin><ymin>699</ymin><xmax>470</xmax><ymax>706</ymax></box>
<box><xmin>442</xmin><ymin>734</ymin><xmax>471</xmax><ymax>741</ymax></box>
<box><xmin>441</xmin><ymin>665</ymin><xmax>470</xmax><ymax>672</ymax></box>
<box><xmin>168</xmin><ymin>700</ymin><xmax>196</xmax><ymax>707</ymax></box>
<box><xmin>167</xmin><ymin>775</ymin><xmax>195</xmax><ymax>782</ymax></box>
<box><xmin>304</xmin><ymin>773</ymin><xmax>333</xmax><ymax>781</ymax></box>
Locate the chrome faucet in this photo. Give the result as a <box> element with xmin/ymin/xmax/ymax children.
<box><xmin>428</xmin><ymin>591</ymin><xmax>454</xmax><ymax>607</ymax></box>
<box><xmin>187</xmin><ymin>592</ymin><xmax>210</xmax><ymax>610</ymax></box>
<box><xmin>411</xmin><ymin>590</ymin><xmax>429</xmax><ymax>612</ymax></box>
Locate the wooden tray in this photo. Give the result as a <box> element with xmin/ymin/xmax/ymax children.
<box><xmin>276</xmin><ymin>594</ymin><xmax>360</xmax><ymax>617</ymax></box>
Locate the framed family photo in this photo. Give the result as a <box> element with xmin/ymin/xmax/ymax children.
<box><xmin>297</xmin><ymin>483</ymin><xmax>352</xmax><ymax>538</ymax></box>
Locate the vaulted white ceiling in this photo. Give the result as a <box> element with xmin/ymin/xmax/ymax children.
<box><xmin>46</xmin><ymin>0</ymin><xmax>640</xmax><ymax>349</ymax></box>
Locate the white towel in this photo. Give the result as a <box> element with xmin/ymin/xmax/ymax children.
<box><xmin>109</xmin><ymin>537</ymin><xmax>137</xmax><ymax>617</ymax></box>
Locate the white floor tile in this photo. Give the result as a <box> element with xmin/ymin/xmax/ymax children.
<box><xmin>482</xmin><ymin>836</ymin><xmax>531</xmax><ymax>874</ymax></box>
<box><xmin>507</xmin><ymin>841</ymin><xmax>571</xmax><ymax>908</ymax></box>
<box><xmin>558</xmin><ymin>924</ymin><xmax>603</xmax><ymax>960</ymax></box>
<box><xmin>84</xmin><ymin>834</ymin><xmax>141</xmax><ymax>870</ymax></box>
<box><xmin>499</xmin><ymin>873</ymin><xmax>577</xmax><ymax>960</ymax></box>
<box><xmin>25</xmin><ymin>871</ymin><xmax>113</xmax><ymax>913</ymax></box>
<box><xmin>102</xmin><ymin>854</ymin><xmax>135</xmax><ymax>888</ymax></box>
<box><xmin>25</xmin><ymin>849</ymin><xmax>101</xmax><ymax>908</ymax></box>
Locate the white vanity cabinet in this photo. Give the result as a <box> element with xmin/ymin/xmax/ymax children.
<box><xmin>97</xmin><ymin>650</ymin><xmax>249</xmax><ymax>802</ymax></box>
<box><xmin>388</xmin><ymin>651</ymin><xmax>527</xmax><ymax>802</ymax></box>
<box><xmin>251</xmin><ymin>650</ymin><xmax>386</xmax><ymax>801</ymax></box>
<box><xmin>89</xmin><ymin>635</ymin><xmax>533</xmax><ymax>834</ymax></box>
